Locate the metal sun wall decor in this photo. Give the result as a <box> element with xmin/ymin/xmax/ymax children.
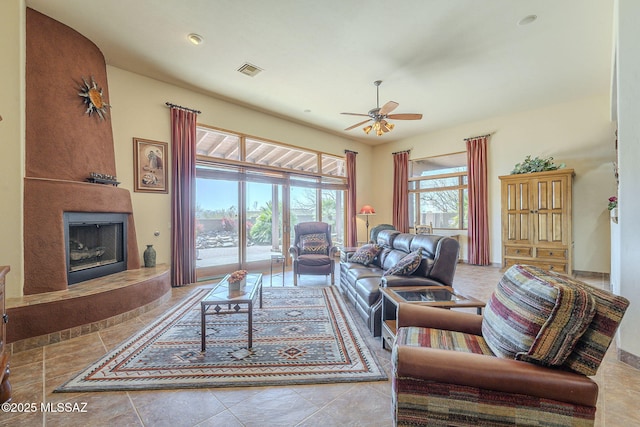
<box><xmin>78</xmin><ymin>76</ymin><xmax>111</xmax><ymax>119</ymax></box>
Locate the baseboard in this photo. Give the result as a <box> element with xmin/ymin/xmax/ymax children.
<box><xmin>619</xmin><ymin>348</ymin><xmax>640</xmax><ymax>370</ymax></box>
<box><xmin>573</xmin><ymin>270</ymin><xmax>610</xmax><ymax>280</ymax></box>
<box><xmin>457</xmin><ymin>261</ymin><xmax>501</xmax><ymax>268</ymax></box>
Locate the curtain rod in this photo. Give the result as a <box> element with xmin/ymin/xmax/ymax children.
<box><xmin>392</xmin><ymin>149</ymin><xmax>411</xmax><ymax>155</ymax></box>
<box><xmin>463</xmin><ymin>133</ymin><xmax>492</xmax><ymax>141</ymax></box>
<box><xmin>165</xmin><ymin>102</ymin><xmax>201</xmax><ymax>114</ymax></box>
<box><xmin>344</xmin><ymin>149</ymin><xmax>358</xmax><ymax>154</ymax></box>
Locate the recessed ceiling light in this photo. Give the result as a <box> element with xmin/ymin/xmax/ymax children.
<box><xmin>187</xmin><ymin>33</ymin><xmax>204</xmax><ymax>45</ymax></box>
<box><xmin>518</xmin><ymin>15</ymin><xmax>537</xmax><ymax>26</ymax></box>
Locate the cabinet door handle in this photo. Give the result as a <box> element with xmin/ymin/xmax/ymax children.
<box><xmin>2</xmin><ymin>314</ymin><xmax>7</xmax><ymax>324</ymax></box>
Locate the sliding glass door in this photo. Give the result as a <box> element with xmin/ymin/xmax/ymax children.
<box><xmin>196</xmin><ymin>165</ymin><xmax>345</xmax><ymax>279</ymax></box>
<box><xmin>246</xmin><ymin>181</ymin><xmax>284</xmax><ymax>263</ymax></box>
<box><xmin>194</xmin><ymin>126</ymin><xmax>347</xmax><ymax>280</ymax></box>
<box><xmin>322</xmin><ymin>188</ymin><xmax>345</xmax><ymax>248</ymax></box>
<box><xmin>195</xmin><ymin>169</ymin><xmax>241</xmax><ymax>278</ymax></box>
<box><xmin>290</xmin><ymin>180</ymin><xmax>318</xmax><ymax>232</ymax></box>
<box><xmin>288</xmin><ymin>177</ymin><xmax>345</xmax><ymax>247</ymax></box>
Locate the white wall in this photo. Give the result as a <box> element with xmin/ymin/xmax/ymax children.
<box><xmin>0</xmin><ymin>0</ymin><xmax>25</xmax><ymax>298</ymax></box>
<box><xmin>371</xmin><ymin>94</ymin><xmax>616</xmax><ymax>272</ymax></box>
<box><xmin>108</xmin><ymin>67</ymin><xmax>374</xmax><ymax>266</ymax></box>
<box><xmin>615</xmin><ymin>0</ymin><xmax>640</xmax><ymax>358</ymax></box>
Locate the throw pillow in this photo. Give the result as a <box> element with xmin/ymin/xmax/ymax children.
<box><xmin>383</xmin><ymin>249</ymin><xmax>422</xmax><ymax>276</ymax></box>
<box><xmin>349</xmin><ymin>244</ymin><xmax>382</xmax><ymax>266</ymax></box>
<box><xmin>482</xmin><ymin>264</ymin><xmax>597</xmax><ymax>367</ymax></box>
<box><xmin>299</xmin><ymin>233</ymin><xmax>329</xmax><ymax>255</ymax></box>
<box><xmin>550</xmin><ymin>271</ymin><xmax>630</xmax><ymax>376</ymax></box>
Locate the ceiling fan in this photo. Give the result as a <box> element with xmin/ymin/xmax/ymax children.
<box><xmin>342</xmin><ymin>80</ymin><xmax>423</xmax><ymax>136</ymax></box>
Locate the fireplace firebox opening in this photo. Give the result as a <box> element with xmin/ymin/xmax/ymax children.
<box><xmin>64</xmin><ymin>212</ymin><xmax>128</xmax><ymax>285</ymax></box>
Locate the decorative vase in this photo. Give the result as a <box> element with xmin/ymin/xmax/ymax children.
<box><xmin>228</xmin><ymin>279</ymin><xmax>245</xmax><ymax>291</ymax></box>
<box><xmin>610</xmin><ymin>208</ymin><xmax>618</xmax><ymax>224</ymax></box>
<box><xmin>143</xmin><ymin>244</ymin><xmax>156</xmax><ymax>267</ymax></box>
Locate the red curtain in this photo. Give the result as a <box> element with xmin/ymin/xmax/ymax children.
<box><xmin>466</xmin><ymin>136</ymin><xmax>490</xmax><ymax>265</ymax></box>
<box><xmin>393</xmin><ymin>151</ymin><xmax>410</xmax><ymax>233</ymax></box>
<box><xmin>170</xmin><ymin>107</ymin><xmax>198</xmax><ymax>286</ymax></box>
<box><xmin>345</xmin><ymin>150</ymin><xmax>358</xmax><ymax>247</ymax></box>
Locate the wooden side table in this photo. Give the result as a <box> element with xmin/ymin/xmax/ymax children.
<box><xmin>270</xmin><ymin>254</ymin><xmax>286</xmax><ymax>286</ymax></box>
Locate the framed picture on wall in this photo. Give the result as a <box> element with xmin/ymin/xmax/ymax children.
<box><xmin>133</xmin><ymin>138</ymin><xmax>168</xmax><ymax>193</ymax></box>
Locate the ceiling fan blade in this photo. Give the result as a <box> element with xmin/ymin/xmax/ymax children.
<box><xmin>387</xmin><ymin>113</ymin><xmax>423</xmax><ymax>120</ymax></box>
<box><xmin>379</xmin><ymin>101</ymin><xmax>399</xmax><ymax>115</ymax></box>
<box><xmin>344</xmin><ymin>119</ymin><xmax>372</xmax><ymax>131</ymax></box>
<box><xmin>341</xmin><ymin>112</ymin><xmax>370</xmax><ymax>117</ymax></box>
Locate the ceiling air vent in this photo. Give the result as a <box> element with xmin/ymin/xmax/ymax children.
<box><xmin>237</xmin><ymin>63</ymin><xmax>263</xmax><ymax>77</ymax></box>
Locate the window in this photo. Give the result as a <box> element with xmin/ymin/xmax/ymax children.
<box><xmin>196</xmin><ymin>126</ymin><xmax>346</xmax><ymax>177</ymax></box>
<box><xmin>409</xmin><ymin>152</ymin><xmax>468</xmax><ymax>230</ymax></box>
<box><xmin>195</xmin><ymin>126</ymin><xmax>346</xmax><ymax>277</ymax></box>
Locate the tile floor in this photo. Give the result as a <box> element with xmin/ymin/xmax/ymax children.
<box><xmin>3</xmin><ymin>264</ymin><xmax>639</xmax><ymax>426</ymax></box>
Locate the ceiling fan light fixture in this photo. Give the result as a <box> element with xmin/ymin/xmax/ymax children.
<box><xmin>343</xmin><ymin>80</ymin><xmax>422</xmax><ymax>136</ymax></box>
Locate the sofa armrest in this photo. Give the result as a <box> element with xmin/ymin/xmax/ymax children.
<box><xmin>381</xmin><ymin>276</ymin><xmax>447</xmax><ymax>288</ymax></box>
<box><xmin>394</xmin><ymin>345</ymin><xmax>598</xmax><ymax>407</ymax></box>
<box><xmin>397</xmin><ymin>303</ymin><xmax>483</xmax><ymax>335</ymax></box>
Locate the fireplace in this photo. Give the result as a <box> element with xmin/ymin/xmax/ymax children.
<box><xmin>64</xmin><ymin>212</ymin><xmax>128</xmax><ymax>285</ymax></box>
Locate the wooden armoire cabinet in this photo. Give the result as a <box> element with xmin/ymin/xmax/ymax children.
<box><xmin>499</xmin><ymin>169</ymin><xmax>574</xmax><ymax>274</ymax></box>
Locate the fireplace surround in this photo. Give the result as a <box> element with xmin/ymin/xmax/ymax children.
<box><xmin>64</xmin><ymin>212</ymin><xmax>128</xmax><ymax>285</ymax></box>
<box><xmin>7</xmin><ymin>9</ymin><xmax>170</xmax><ymax>347</ymax></box>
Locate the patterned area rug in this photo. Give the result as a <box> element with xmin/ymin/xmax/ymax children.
<box><xmin>56</xmin><ymin>286</ymin><xmax>387</xmax><ymax>392</ymax></box>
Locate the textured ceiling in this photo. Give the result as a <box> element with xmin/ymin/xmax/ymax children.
<box><xmin>26</xmin><ymin>0</ymin><xmax>614</xmax><ymax>145</ymax></box>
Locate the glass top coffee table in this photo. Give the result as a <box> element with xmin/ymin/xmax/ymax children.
<box><xmin>380</xmin><ymin>285</ymin><xmax>485</xmax><ymax>349</ymax></box>
<box><xmin>200</xmin><ymin>273</ymin><xmax>263</xmax><ymax>352</ymax></box>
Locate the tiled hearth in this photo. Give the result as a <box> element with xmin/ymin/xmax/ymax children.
<box><xmin>6</xmin><ymin>264</ymin><xmax>171</xmax><ymax>346</ymax></box>
<box><xmin>5</xmin><ymin>264</ymin><xmax>639</xmax><ymax>426</ymax></box>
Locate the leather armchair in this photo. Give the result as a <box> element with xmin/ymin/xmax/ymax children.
<box><xmin>393</xmin><ymin>305</ymin><xmax>598</xmax><ymax>426</ymax></box>
<box><xmin>289</xmin><ymin>222</ymin><xmax>337</xmax><ymax>286</ymax></box>
<box><xmin>391</xmin><ymin>265</ymin><xmax>630</xmax><ymax>427</ymax></box>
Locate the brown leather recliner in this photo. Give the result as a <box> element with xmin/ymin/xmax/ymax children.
<box><xmin>289</xmin><ymin>222</ymin><xmax>337</xmax><ymax>286</ymax></box>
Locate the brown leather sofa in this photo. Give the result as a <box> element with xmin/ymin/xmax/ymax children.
<box><xmin>339</xmin><ymin>229</ymin><xmax>459</xmax><ymax>336</ymax></box>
